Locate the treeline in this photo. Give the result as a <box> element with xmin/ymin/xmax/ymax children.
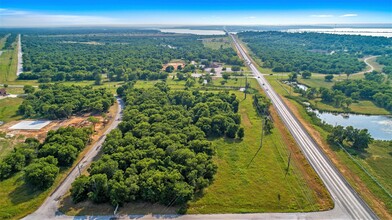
<box><xmin>18</xmin><ymin>84</ymin><xmax>115</xmax><ymax>119</ymax></box>
<box><xmin>377</xmin><ymin>55</ymin><xmax>392</xmax><ymax>76</ymax></box>
<box><xmin>301</xmin><ymin>76</ymin><xmax>392</xmax><ymax>112</ymax></box>
<box><xmin>0</xmin><ymin>127</ymin><xmax>92</xmax><ymax>189</ymax></box>
<box><xmin>332</xmin><ymin>79</ymin><xmax>392</xmax><ymax>111</ymax></box>
<box><xmin>3</xmin><ymin>33</ymin><xmax>17</xmax><ymax>50</ymax></box>
<box><xmin>20</xmin><ymin>32</ymin><xmax>242</xmax><ymax>82</ymax></box>
<box><xmin>239</xmin><ymin>32</ymin><xmax>392</xmax><ymax>74</ymax></box>
<box><xmin>70</xmin><ymin>82</ymin><xmax>243</xmax><ymax>206</ymax></box>
<box><xmin>327</xmin><ymin>126</ymin><xmax>373</xmax><ymax>151</ymax></box>
<box><xmin>253</xmin><ymin>94</ymin><xmax>274</xmax><ymax>134</ymax></box>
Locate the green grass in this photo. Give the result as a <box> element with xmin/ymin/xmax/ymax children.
<box><xmin>0</xmin><ymin>97</ymin><xmax>23</xmax><ymax>123</ymax></box>
<box><xmin>310</xmin><ymin>99</ymin><xmax>390</xmax><ymax>115</ymax></box>
<box><xmin>0</xmin><ymin>37</ymin><xmax>18</xmax><ymax>84</ymax></box>
<box><xmin>203</xmin><ymin>37</ymin><xmax>232</xmax><ymax>50</ymax></box>
<box><xmin>186</xmin><ymin>90</ymin><xmax>328</xmax><ymax>213</ymax></box>
<box><xmin>266</xmin><ymin>75</ymin><xmax>392</xmax><ymax>218</ymax></box>
<box><xmin>266</xmin><ymin>74</ymin><xmax>390</xmax><ymax>115</ymax></box>
<box><xmin>297</xmin><ymin>73</ymin><xmax>365</xmax><ymax>89</ymax></box>
<box><xmin>2</xmin><ymin>87</ymin><xmax>24</xmax><ymax>94</ymax></box>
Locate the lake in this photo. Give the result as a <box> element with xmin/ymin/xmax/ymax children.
<box><xmin>287</xmin><ymin>28</ymin><xmax>392</xmax><ymax>38</ymax></box>
<box><xmin>310</xmin><ymin>109</ymin><xmax>392</xmax><ymax>140</ymax></box>
<box><xmin>160</xmin><ymin>29</ymin><xmax>226</xmax><ymax>35</ymax></box>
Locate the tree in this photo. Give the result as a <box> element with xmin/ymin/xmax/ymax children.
<box><xmin>185</xmin><ymin>77</ymin><xmax>196</xmax><ymax>88</ymax></box>
<box><xmin>23</xmin><ymin>85</ymin><xmax>35</xmax><ymax>94</ymax></box>
<box><xmin>327</xmin><ymin>125</ymin><xmax>346</xmax><ymax>145</ymax></box>
<box><xmin>288</xmin><ymin>73</ymin><xmax>298</xmax><ymax>82</ymax></box>
<box><xmin>344</xmin><ymin>98</ymin><xmax>353</xmax><ymax>110</ymax></box>
<box><xmin>302</xmin><ymin>71</ymin><xmax>312</xmax><ymax>79</ymax></box>
<box><xmin>94</xmin><ymin>73</ymin><xmax>102</xmax><ymax>85</ymax></box>
<box><xmin>57</xmin><ymin>145</ymin><xmax>78</xmax><ymax>166</ymax></box>
<box><xmin>237</xmin><ymin>127</ymin><xmax>245</xmax><ymax>139</ymax></box>
<box><xmin>352</xmin><ymin>129</ymin><xmax>373</xmax><ymax>150</ymax></box>
<box><xmin>324</xmin><ymin>74</ymin><xmax>334</xmax><ymax>82</ymax></box>
<box><xmin>88</xmin><ymin>174</ymin><xmax>109</xmax><ymax>203</ymax></box>
<box><xmin>165</xmin><ymin>65</ymin><xmax>174</xmax><ymax>73</ymax></box>
<box><xmin>88</xmin><ymin>116</ymin><xmax>100</xmax><ymax>132</ymax></box>
<box><xmin>231</xmin><ymin>66</ymin><xmax>241</xmax><ymax>72</ymax></box>
<box><xmin>263</xmin><ymin>118</ymin><xmax>274</xmax><ymax>135</ymax></box>
<box><xmin>225</xmin><ymin>123</ymin><xmax>239</xmax><ymax>138</ymax></box>
<box><xmin>222</xmin><ymin>72</ymin><xmax>230</xmax><ymax>80</ymax></box>
<box><xmin>71</xmin><ymin>175</ymin><xmax>91</xmax><ymax>203</ymax></box>
<box><xmin>24</xmin><ymin>156</ymin><xmax>59</xmax><ymax>189</ymax></box>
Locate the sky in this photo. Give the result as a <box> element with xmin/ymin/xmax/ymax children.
<box><xmin>0</xmin><ymin>0</ymin><xmax>391</xmax><ymax>27</ymax></box>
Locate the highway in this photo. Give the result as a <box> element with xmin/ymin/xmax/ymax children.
<box><xmin>24</xmin><ymin>97</ymin><xmax>124</xmax><ymax>220</ymax></box>
<box><xmin>23</xmin><ymin>36</ymin><xmax>378</xmax><ymax>220</ymax></box>
<box><xmin>230</xmin><ymin>34</ymin><xmax>377</xmax><ymax>219</ymax></box>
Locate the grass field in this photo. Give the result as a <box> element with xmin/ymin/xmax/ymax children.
<box><xmin>297</xmin><ymin>72</ymin><xmax>365</xmax><ymax>89</ymax></box>
<box><xmin>0</xmin><ymin>97</ymin><xmax>23</xmax><ymax>123</ymax></box>
<box><xmin>203</xmin><ymin>37</ymin><xmax>232</xmax><ymax>50</ymax></box>
<box><xmin>0</xmin><ymin>36</ymin><xmax>18</xmax><ymax>84</ymax></box>
<box><xmin>309</xmin><ymin>99</ymin><xmax>390</xmax><ymax>115</ymax></box>
<box><xmin>266</xmin><ymin>75</ymin><xmax>392</xmax><ymax>219</ymax></box>
<box><xmin>186</xmin><ymin>90</ymin><xmax>331</xmax><ymax>213</ymax></box>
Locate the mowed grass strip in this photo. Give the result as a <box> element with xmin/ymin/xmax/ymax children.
<box><xmin>0</xmin><ymin>97</ymin><xmax>23</xmax><ymax>123</ymax></box>
<box><xmin>0</xmin><ymin>37</ymin><xmax>19</xmax><ymax>83</ymax></box>
<box><xmin>186</xmin><ymin>90</ymin><xmax>331</xmax><ymax>213</ymax></box>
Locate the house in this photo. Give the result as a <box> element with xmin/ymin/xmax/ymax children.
<box><xmin>0</xmin><ymin>88</ymin><xmax>7</xmax><ymax>96</ymax></box>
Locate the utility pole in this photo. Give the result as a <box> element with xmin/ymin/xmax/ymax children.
<box><xmin>247</xmin><ymin>117</ymin><xmax>265</xmax><ymax>168</ymax></box>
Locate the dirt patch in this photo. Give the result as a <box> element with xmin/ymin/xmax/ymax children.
<box><xmin>280</xmin><ymin>95</ymin><xmax>391</xmax><ymax>219</ymax></box>
<box><xmin>240</xmin><ymin>111</ymin><xmax>252</xmax><ymax>128</ymax></box>
<box><xmin>162</xmin><ymin>62</ymin><xmax>185</xmax><ymax>71</ymax></box>
<box><xmin>0</xmin><ymin>102</ymin><xmax>117</xmax><ymax>145</ymax></box>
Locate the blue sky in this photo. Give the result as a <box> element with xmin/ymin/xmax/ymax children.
<box><xmin>0</xmin><ymin>0</ymin><xmax>391</xmax><ymax>27</ymax></box>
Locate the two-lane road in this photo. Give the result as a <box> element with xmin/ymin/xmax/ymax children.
<box><xmin>25</xmin><ymin>97</ymin><xmax>124</xmax><ymax>220</ymax></box>
<box><xmin>231</xmin><ymin>34</ymin><xmax>377</xmax><ymax>219</ymax></box>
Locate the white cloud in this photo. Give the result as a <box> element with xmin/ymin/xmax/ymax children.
<box><xmin>340</xmin><ymin>14</ymin><xmax>358</xmax><ymax>17</ymax></box>
<box><xmin>310</xmin><ymin>14</ymin><xmax>334</xmax><ymax>18</ymax></box>
<box><xmin>244</xmin><ymin>16</ymin><xmax>257</xmax><ymax>19</ymax></box>
<box><xmin>0</xmin><ymin>9</ymin><xmax>121</xmax><ymax>27</ymax></box>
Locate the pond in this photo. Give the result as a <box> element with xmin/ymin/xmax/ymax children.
<box><xmin>160</xmin><ymin>29</ymin><xmax>226</xmax><ymax>35</ymax></box>
<box><xmin>310</xmin><ymin>109</ymin><xmax>392</xmax><ymax>140</ymax></box>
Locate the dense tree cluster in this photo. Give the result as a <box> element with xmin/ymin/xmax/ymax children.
<box><xmin>0</xmin><ymin>127</ymin><xmax>92</xmax><ymax>189</ymax></box>
<box><xmin>70</xmin><ymin>82</ymin><xmax>243</xmax><ymax>206</ymax></box>
<box><xmin>3</xmin><ymin>33</ymin><xmax>17</xmax><ymax>49</ymax></box>
<box><xmin>18</xmin><ymin>84</ymin><xmax>115</xmax><ymax>119</ymax></box>
<box><xmin>327</xmin><ymin>125</ymin><xmax>373</xmax><ymax>150</ymax></box>
<box><xmin>377</xmin><ymin>55</ymin><xmax>392</xmax><ymax>76</ymax></box>
<box><xmin>298</xmin><ymin>75</ymin><xmax>392</xmax><ymax>112</ymax></box>
<box><xmin>19</xmin><ymin>31</ymin><xmax>242</xmax><ymax>82</ymax></box>
<box><xmin>239</xmin><ymin>32</ymin><xmax>392</xmax><ymax>74</ymax></box>
<box><xmin>332</xmin><ymin>79</ymin><xmax>392</xmax><ymax>111</ymax></box>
